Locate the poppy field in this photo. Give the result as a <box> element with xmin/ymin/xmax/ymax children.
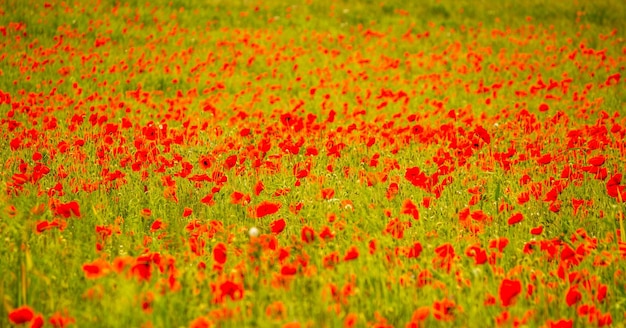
<box><xmin>2</xmin><ymin>0</ymin><xmax>626</xmax><ymax>327</ymax></box>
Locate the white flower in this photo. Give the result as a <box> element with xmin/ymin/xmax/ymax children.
<box><xmin>249</xmin><ymin>227</ymin><xmax>260</xmax><ymax>238</ymax></box>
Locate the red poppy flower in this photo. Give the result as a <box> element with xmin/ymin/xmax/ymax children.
<box><xmin>201</xmin><ymin>193</ymin><xmax>215</xmax><ymax>206</ymax></box>
<box><xmin>344</xmin><ymin>312</ymin><xmax>359</xmax><ymax>328</ymax></box>
<box><xmin>549</xmin><ymin>201</ymin><xmax>561</xmax><ymax>213</ymax></box>
<box><xmin>435</xmin><ymin>243</ymin><xmax>455</xmax><ymax>258</ymax></box>
<box><xmin>588</xmin><ymin>155</ymin><xmax>605</xmax><ymax>166</ymax></box>
<box><xmin>409</xmin><ymin>306</ymin><xmax>430</xmax><ymax>325</ymax></box>
<box><xmin>319</xmin><ymin>226</ymin><xmax>335</xmax><ymax>239</ymax></box>
<box><xmin>546</xmin><ymin>319</ymin><xmax>573</xmax><ymax>328</ymax></box>
<box><xmin>280</xmin><ymin>112</ymin><xmax>296</xmax><ymax>127</ymax></box>
<box><xmin>323</xmin><ymin>252</ymin><xmax>340</xmax><ymax>268</ymax></box>
<box><xmin>384</xmin><ymin>217</ymin><xmax>406</xmax><ymax>239</ymax></box>
<box><xmin>606</xmin><ymin>173</ymin><xmax>624</xmax><ymax>199</ymax></box>
<box><xmin>433</xmin><ymin>243</ymin><xmax>456</xmax><ymax>272</ymax></box>
<box><xmin>597</xmin><ymin>284</ymin><xmax>607</xmax><ymax>302</ymax></box>
<box><xmin>198</xmin><ymin>155</ymin><xmax>213</xmax><ymax>170</ymax></box>
<box><xmin>141</xmin><ymin>208</ymin><xmax>152</xmax><ymax>217</ymax></box>
<box><xmin>343</xmin><ymin>246</ymin><xmax>359</xmax><ymax>261</ymax></box>
<box><xmin>130</xmin><ymin>262</ymin><xmax>152</xmax><ymax>282</ymax></box>
<box><xmin>489</xmin><ymin>237</ymin><xmax>509</xmax><ymax>252</ymax></box>
<box><xmin>369</xmin><ymin>239</ymin><xmax>377</xmax><ymax>255</ymax></box>
<box><xmin>537</xmin><ymin>154</ymin><xmax>552</xmax><ymax>165</ymax></box>
<box><xmin>231</xmin><ymin>191</ymin><xmax>251</xmax><ymax>205</ymax></box>
<box><xmin>281</xmin><ymin>264</ymin><xmax>297</xmax><ymax>275</ymax></box>
<box><xmin>321</xmin><ymin>188</ymin><xmax>335</xmax><ymax>200</ymax></box>
<box><xmin>474</xmin><ymin>125</ymin><xmax>491</xmax><ymax>144</ymax></box>
<box><xmin>565</xmin><ymin>285</ymin><xmax>582</xmax><ymax>306</ymax></box>
<box><xmin>213</xmin><ymin>242</ymin><xmax>227</xmax><ymax>264</ymax></box>
<box><xmin>8</xmin><ymin>306</ymin><xmax>34</xmax><ymax>324</ymax></box>
<box><xmin>254</xmin><ymin>180</ymin><xmax>265</xmax><ymax>196</ymax></box>
<box><xmin>289</xmin><ymin>202</ymin><xmax>303</xmax><ymax>215</ymax></box>
<box><xmin>407</xmin><ymin>242</ymin><xmax>423</xmax><ymax>259</ymax></box>
<box><xmin>217</xmin><ymin>280</ymin><xmax>244</xmax><ymax>302</ymax></box>
<box><xmin>401</xmin><ymin>199</ymin><xmax>420</xmax><ymax>220</ymax></box>
<box><xmin>31</xmin><ymin>315</ymin><xmax>44</xmax><ymax>328</ymax></box>
<box><xmin>270</xmin><ymin>218</ymin><xmax>286</xmax><ymax>234</ymax></box>
<box><xmin>55</xmin><ymin>201</ymin><xmax>81</xmax><ymax>218</ymax></box>
<box><xmin>432</xmin><ymin>298</ymin><xmax>456</xmax><ymax>322</ymax></box>
<box><xmin>224</xmin><ymin>155</ymin><xmax>237</xmax><ymax>169</ymax></box>
<box><xmin>255</xmin><ymin>201</ymin><xmax>281</xmax><ymax>218</ymax></box>
<box><xmin>386</xmin><ymin>182</ymin><xmax>399</xmax><ymax>200</ymax></box>
<box><xmin>301</xmin><ymin>226</ymin><xmax>315</xmax><ymax>243</ymax></box>
<box><xmin>49</xmin><ymin>311</ymin><xmax>75</xmax><ymax>328</ymax></box>
<box><xmin>150</xmin><ymin>219</ymin><xmax>164</xmax><ymax>232</ymax></box>
<box><xmin>499</xmin><ymin>278</ymin><xmax>521</xmax><ymax>306</ymax></box>
<box><xmin>405</xmin><ymin>166</ymin><xmax>428</xmax><ymax>189</ymax></box>
<box><xmin>82</xmin><ymin>259</ymin><xmax>110</xmax><ymax>279</ymax></box>
<box><xmin>465</xmin><ymin>244</ymin><xmax>487</xmax><ymax>265</ymax></box>
<box><xmin>605</xmin><ymin>72</ymin><xmax>620</xmax><ymax>86</ymax></box>
<box><xmin>530</xmin><ymin>225</ymin><xmax>543</xmax><ymax>235</ymax></box>
<box><xmin>471</xmin><ymin>210</ymin><xmax>490</xmax><ymax>221</ymax></box>
<box><xmin>507</xmin><ymin>212</ymin><xmax>523</xmax><ymax>225</ymax></box>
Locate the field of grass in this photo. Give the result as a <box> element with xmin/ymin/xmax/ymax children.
<box><xmin>1</xmin><ymin>0</ymin><xmax>626</xmax><ymax>327</ymax></box>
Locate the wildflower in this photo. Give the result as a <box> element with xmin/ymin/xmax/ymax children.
<box><xmin>8</xmin><ymin>306</ymin><xmax>34</xmax><ymax>324</ymax></box>
<box><xmin>432</xmin><ymin>298</ymin><xmax>456</xmax><ymax>322</ymax></box>
<box><xmin>507</xmin><ymin>213</ymin><xmax>523</xmax><ymax>225</ymax></box>
<box><xmin>82</xmin><ymin>259</ymin><xmax>110</xmax><ymax>279</ymax></box>
<box><xmin>545</xmin><ymin>319</ymin><xmax>573</xmax><ymax>328</ymax></box>
<box><xmin>489</xmin><ymin>237</ymin><xmax>509</xmax><ymax>253</ymax></box>
<box><xmin>270</xmin><ymin>218</ymin><xmax>286</xmax><ymax>234</ymax></box>
<box><xmin>213</xmin><ymin>243</ymin><xmax>227</xmax><ymax>265</ymax></box>
<box><xmin>255</xmin><ymin>201</ymin><xmax>281</xmax><ymax>218</ymax></box>
<box><xmin>254</xmin><ymin>180</ymin><xmax>265</xmax><ymax>196</ymax></box>
<box><xmin>343</xmin><ymin>246</ymin><xmax>359</xmax><ymax>261</ymax></box>
<box><xmin>499</xmin><ymin>279</ymin><xmax>522</xmax><ymax>306</ymax></box>
<box><xmin>565</xmin><ymin>285</ymin><xmax>582</xmax><ymax>306</ymax></box>
<box><xmin>344</xmin><ymin>313</ymin><xmax>358</xmax><ymax>328</ymax></box>
<box><xmin>49</xmin><ymin>311</ymin><xmax>75</xmax><ymax>328</ymax></box>
<box><xmin>401</xmin><ymin>199</ymin><xmax>420</xmax><ymax>220</ymax></box>
<box><xmin>247</xmin><ymin>227</ymin><xmax>259</xmax><ymax>238</ymax></box>
<box><xmin>301</xmin><ymin>226</ymin><xmax>315</xmax><ymax>243</ymax></box>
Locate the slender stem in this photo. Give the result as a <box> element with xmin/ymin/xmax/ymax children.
<box><xmin>618</xmin><ymin>191</ymin><xmax>625</xmax><ymax>243</ymax></box>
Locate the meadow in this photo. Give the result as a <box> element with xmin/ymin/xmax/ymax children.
<box><xmin>1</xmin><ymin>0</ymin><xmax>626</xmax><ymax>327</ymax></box>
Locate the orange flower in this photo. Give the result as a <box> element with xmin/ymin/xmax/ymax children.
<box><xmin>5</xmin><ymin>205</ymin><xmax>17</xmax><ymax>218</ymax></box>
<box><xmin>344</xmin><ymin>313</ymin><xmax>358</xmax><ymax>328</ymax></box>
<box><xmin>49</xmin><ymin>311</ymin><xmax>75</xmax><ymax>328</ymax></box>
<box><xmin>432</xmin><ymin>298</ymin><xmax>456</xmax><ymax>322</ymax></box>
<box><xmin>189</xmin><ymin>316</ymin><xmax>213</xmax><ymax>328</ymax></box>
<box><xmin>82</xmin><ymin>259</ymin><xmax>110</xmax><ymax>279</ymax></box>
<box><xmin>266</xmin><ymin>301</ymin><xmax>287</xmax><ymax>320</ymax></box>
<box><xmin>409</xmin><ymin>306</ymin><xmax>430</xmax><ymax>325</ymax></box>
<box><xmin>301</xmin><ymin>226</ymin><xmax>315</xmax><ymax>243</ymax></box>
